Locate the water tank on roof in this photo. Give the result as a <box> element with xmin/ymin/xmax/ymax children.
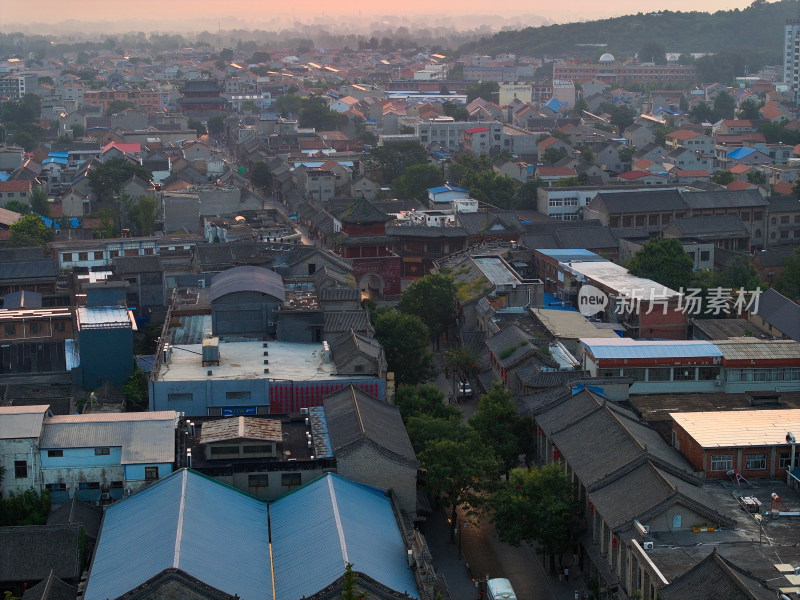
<box><xmin>202</xmin><ymin>337</ymin><xmax>220</xmax><ymax>366</ymax></box>
<box><xmin>599</xmin><ymin>53</ymin><xmax>615</xmax><ymax>63</ymax></box>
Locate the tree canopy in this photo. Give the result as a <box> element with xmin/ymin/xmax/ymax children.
<box><xmin>365</xmin><ymin>141</ymin><xmax>429</xmax><ymax>184</ymax></box>
<box><xmin>9</xmin><ymin>215</ymin><xmax>53</xmax><ymax>247</ymax></box>
<box><xmin>468</xmin><ymin>384</ymin><xmax>531</xmax><ymax>474</ymax></box>
<box><xmin>372</xmin><ymin>308</ymin><xmax>436</xmax><ymax>386</ymax></box>
<box><xmin>250</xmin><ymin>161</ymin><xmax>272</xmax><ymax>191</ymax></box>
<box><xmin>397</xmin><ymin>273</ymin><xmax>457</xmax><ymax>346</ymax></box>
<box><xmin>774</xmin><ymin>247</ymin><xmax>800</xmax><ymax>301</ymax></box>
<box><xmin>88</xmin><ymin>157</ymin><xmax>152</xmax><ymax>199</ymax></box>
<box><xmin>392</xmin><ymin>163</ymin><xmax>445</xmax><ymax>200</ymax></box>
<box><xmin>627</xmin><ymin>237</ymin><xmax>694</xmax><ymax>291</ymax></box>
<box><xmin>298</xmin><ymin>96</ymin><xmax>346</xmax><ymax>131</ymax></box>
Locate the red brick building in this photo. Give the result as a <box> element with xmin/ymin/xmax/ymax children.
<box><xmin>671</xmin><ymin>409</ymin><xmax>800</xmax><ymax>480</ymax></box>
<box><xmin>333</xmin><ymin>197</ymin><xmax>402</xmax><ymax>298</ymax></box>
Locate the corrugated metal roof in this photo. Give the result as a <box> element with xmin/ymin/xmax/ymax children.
<box><xmin>0</xmin><ymin>405</ymin><xmax>49</xmax><ymax>439</ymax></box>
<box><xmin>472</xmin><ymin>256</ymin><xmax>520</xmax><ymax>286</ymax></box>
<box><xmin>209</xmin><ymin>265</ymin><xmax>285</xmax><ymax>303</ymax></box>
<box><xmin>40</xmin><ymin>412</ymin><xmax>177</xmax><ymax>464</ymax></box>
<box><xmin>670</xmin><ymin>409</ymin><xmax>800</xmax><ymax>448</ymax></box>
<box><xmin>308</xmin><ymin>406</ymin><xmax>333</xmax><ymax>459</ymax></box>
<box><xmin>271</xmin><ymin>474</ymin><xmax>419</xmax><ymax>599</ymax></box>
<box><xmin>83</xmin><ymin>469</ymin><xmax>270</xmax><ymax>600</ymax></box>
<box><xmin>199</xmin><ymin>416</ymin><xmax>283</xmax><ymax>444</ymax></box>
<box><xmin>715</xmin><ymin>339</ymin><xmax>800</xmax><ymax>361</ymax></box>
<box><xmin>581</xmin><ymin>337</ymin><xmax>722</xmax><ymax>360</ymax></box>
<box><xmin>76</xmin><ymin>306</ymin><xmax>134</xmax><ymax>329</ymax></box>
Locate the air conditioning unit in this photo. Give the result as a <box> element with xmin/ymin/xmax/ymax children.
<box><xmin>198</xmin><ymin>279</ymin><xmax>206</xmax><ymax>288</ymax></box>
<box><xmin>642</xmin><ymin>541</ymin><xmax>654</xmax><ymax>550</ymax></box>
<box><xmin>101</xmin><ymin>493</ymin><xmax>110</xmax><ymax>500</ymax></box>
<box><xmin>300</xmin><ymin>407</ymin><xmax>309</xmax><ymax>415</ymax></box>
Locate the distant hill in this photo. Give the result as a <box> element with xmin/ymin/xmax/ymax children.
<box><xmin>458</xmin><ymin>0</ymin><xmax>799</xmax><ymax>62</ymax></box>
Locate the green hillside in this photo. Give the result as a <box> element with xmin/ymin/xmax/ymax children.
<box><xmin>458</xmin><ymin>0</ymin><xmax>799</xmax><ymax>62</ymax></box>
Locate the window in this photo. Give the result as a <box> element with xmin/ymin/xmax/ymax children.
<box><xmin>779</xmin><ymin>453</ymin><xmax>794</xmax><ymax>469</ymax></box>
<box><xmin>54</xmin><ymin>321</ymin><xmax>66</xmax><ymax>333</ymax></box>
<box><xmin>14</xmin><ymin>460</ymin><xmax>27</xmax><ymax>478</ymax></box>
<box><xmin>145</xmin><ymin>467</ymin><xmax>159</xmax><ymax>481</ymax></box>
<box><xmin>745</xmin><ymin>454</ymin><xmax>766</xmax><ymax>470</ymax></box>
<box><xmin>225</xmin><ymin>391</ymin><xmax>252</xmax><ymax>401</ymax></box>
<box><xmin>647</xmin><ymin>368</ymin><xmax>672</xmax><ymax>382</ymax></box>
<box><xmin>109</xmin><ymin>250</ymin><xmax>120</xmax><ymax>258</ymax></box>
<box><xmin>674</xmin><ymin>367</ymin><xmax>696</xmax><ymax>381</ymax></box>
<box><xmin>94</xmin><ymin>447</ymin><xmax>110</xmax><ymax>456</ymax></box>
<box><xmin>6</xmin><ymin>193</ymin><xmax>13</xmax><ymax>198</ymax></box>
<box><xmin>93</xmin><ymin>251</ymin><xmax>104</xmax><ymax>260</ymax></box>
<box><xmin>755</xmin><ymin>229</ymin><xmax>762</xmax><ymax>238</ymax></box>
<box><xmin>243</xmin><ymin>445</ymin><xmax>273</xmax><ymax>454</ymax></box>
<box><xmin>248</xmin><ymin>474</ymin><xmax>269</xmax><ymax>487</ymax></box>
<box><xmin>698</xmin><ymin>367</ymin><xmax>720</xmax><ymax>381</ymax></box>
<box><xmin>700</xmin><ymin>251</ymin><xmax>710</xmax><ymax>262</ymax></box>
<box><xmin>47</xmin><ymin>450</ymin><xmax>63</xmax><ymax>458</ymax></box>
<box><xmin>209</xmin><ymin>446</ymin><xmax>239</xmax><ymax>456</ymax></box>
<box><xmin>167</xmin><ymin>392</ymin><xmax>192</xmax><ymax>402</ymax></box>
<box><xmin>753</xmin><ymin>211</ymin><xmax>763</xmax><ymax>221</ymax></box>
<box><xmin>79</xmin><ymin>481</ymin><xmax>100</xmax><ymax>489</ymax></box>
<box><xmin>599</xmin><ymin>368</ymin><xmax>621</xmax><ymax>378</ymax></box>
<box><xmin>771</xmin><ymin>217</ymin><xmax>777</xmax><ymax>225</ymax></box>
<box><xmin>29</xmin><ymin>322</ymin><xmax>41</xmax><ymax>334</ymax></box>
<box><xmin>46</xmin><ymin>482</ymin><xmax>66</xmax><ymax>491</ymax></box>
<box><xmin>78</xmin><ymin>252</ymin><xmax>88</xmax><ymax>261</ymax></box>
<box><xmin>5</xmin><ymin>324</ymin><xmax>15</xmax><ymax>336</ymax></box>
<box><xmin>624</xmin><ymin>368</ymin><xmax>646</xmax><ymax>381</ymax></box>
<box><xmin>282</xmin><ymin>473</ymin><xmax>302</xmax><ymax>487</ymax></box>
<box><xmin>710</xmin><ymin>455</ymin><xmax>732</xmax><ymax>471</ymax></box>
<box><xmin>782</xmin><ymin>231</ymin><xmax>790</xmax><ymax>239</ymax></box>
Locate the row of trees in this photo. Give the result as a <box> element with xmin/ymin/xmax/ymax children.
<box><xmin>396</xmin><ymin>383</ymin><xmax>577</xmax><ymax>571</ymax></box>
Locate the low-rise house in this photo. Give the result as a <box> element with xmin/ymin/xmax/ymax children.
<box><xmin>747</xmin><ymin>288</ymin><xmax>800</xmax><ymax>342</ymax></box>
<box><xmin>661</xmin><ymin>215</ymin><xmax>750</xmax><ymax>251</ymax></box>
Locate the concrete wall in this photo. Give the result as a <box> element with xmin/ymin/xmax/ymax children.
<box><xmin>163</xmin><ymin>194</ymin><xmax>200</xmax><ymax>233</ymax></box>
<box><xmin>0</xmin><ymin>438</ymin><xmax>41</xmax><ymax>496</ymax></box>
<box><xmin>276</xmin><ymin>311</ymin><xmax>324</xmax><ymax>343</ymax></box>
<box><xmin>211</xmin><ymin>290</ymin><xmax>283</xmax><ymax>338</ymax></box>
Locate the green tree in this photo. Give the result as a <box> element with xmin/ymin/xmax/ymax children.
<box><xmin>71</xmin><ymin>123</ymin><xmax>85</xmax><ymax>138</ymax></box>
<box><xmin>299</xmin><ymin>96</ymin><xmax>346</xmax><ymax>131</ymax></box>
<box><xmin>573</xmin><ymin>97</ymin><xmax>588</xmax><ymax>115</ymax></box>
<box><xmin>273</xmin><ymin>94</ymin><xmax>302</xmax><ymax>118</ymax></box>
<box><xmin>602</xmin><ymin>103</ymin><xmax>637</xmax><ymax>134</ymax></box>
<box><xmin>9</xmin><ymin>215</ymin><xmax>53</xmax><ymax>247</ymax></box>
<box><xmin>514</xmin><ymin>178</ymin><xmax>544</xmax><ymax>209</ymax></box>
<box><xmin>715</xmin><ymin>255</ymin><xmax>763</xmax><ymax>292</ymax></box>
<box><xmin>446</xmin><ymin>153</ymin><xmax>494</xmax><ymax>186</ymax></box>
<box><xmin>397</xmin><ymin>273</ymin><xmax>456</xmax><ymax>347</ymax></box>
<box><xmin>774</xmin><ymin>247</ymin><xmax>800</xmax><ymax>301</ymax></box>
<box><xmin>28</xmin><ymin>185</ymin><xmax>49</xmax><ymax>218</ymax></box>
<box><xmin>241</xmin><ymin>100</ymin><xmax>258</xmax><ymax>113</ymax></box>
<box><xmin>461</xmin><ymin>170</ymin><xmax>516</xmax><ymax>209</ymax></box>
<box><xmin>122</xmin><ymin>367</ymin><xmax>149</xmax><ymax>411</ymax></box>
<box><xmin>249</xmin><ymin>51</ymin><xmax>271</xmax><ymax>64</ymax></box>
<box><xmin>639</xmin><ymin>41</ymin><xmax>667</xmax><ymax>64</ymax></box>
<box><xmin>392</xmin><ymin>163</ymin><xmax>445</xmax><ymax>200</ymax></box>
<box><xmin>690</xmin><ymin>101</ymin><xmax>715</xmax><ymax>124</ymax></box>
<box><xmin>134</xmin><ymin>196</ymin><xmax>158</xmax><ymax>236</ymax></box>
<box><xmin>618</xmin><ymin>146</ymin><xmax>636</xmax><ymax>171</ymax></box>
<box><xmin>713</xmin><ymin>91</ymin><xmax>736</xmax><ymax>120</ymax></box>
<box><xmin>187</xmin><ymin>118</ymin><xmax>207</xmax><ymax>136</ymax></box>
<box><xmin>250</xmin><ymin>161</ymin><xmax>272</xmax><ymax>192</ymax></box>
<box><xmin>406</xmin><ymin>416</ymin><xmax>470</xmax><ymax>453</ymax></box>
<box><xmin>88</xmin><ymin>157</ymin><xmax>152</xmax><ymax>199</ymax></box>
<box><xmin>106</xmin><ymin>99</ymin><xmax>136</xmax><ymax>115</ymax></box>
<box><xmin>373</xmin><ymin>309</ymin><xmax>436</xmax><ymax>385</ymax></box>
<box><xmin>738</xmin><ymin>98</ymin><xmax>762</xmax><ymax>120</ymax></box>
<box><xmin>4</xmin><ymin>199</ymin><xmax>31</xmax><ymax>215</ymax></box>
<box><xmin>442</xmin><ymin>346</ymin><xmax>480</xmax><ymax>384</ymax></box>
<box><xmin>746</xmin><ymin>169</ymin><xmax>766</xmax><ymax>185</ymax></box>
<box><xmin>542</xmin><ymin>146</ymin><xmax>568</xmax><ymax>166</ymax></box>
<box><xmin>0</xmin><ymin>488</ymin><xmax>51</xmax><ymax>526</ymax></box>
<box><xmin>393</xmin><ymin>384</ymin><xmax>461</xmax><ymax>423</ymax></box>
<box><xmin>442</xmin><ymin>101</ymin><xmax>469</xmax><ymax>121</ymax></box>
<box><xmin>468</xmin><ymin>384</ymin><xmax>531</xmax><ymax>474</ymax></box>
<box><xmin>711</xmin><ymin>170</ymin><xmax>735</xmax><ymax>185</ymax></box>
<box><xmin>466</xmin><ymin>81</ymin><xmax>499</xmax><ymax>103</ymax></box>
<box><xmin>627</xmin><ymin>237</ymin><xmax>694</xmax><ymax>291</ymax></box>
<box><xmin>365</xmin><ymin>141</ymin><xmax>428</xmax><ymax>184</ymax></box>
<box><xmin>342</xmin><ymin>562</ymin><xmax>356</xmax><ymax>600</ymax></box>
<box><xmin>488</xmin><ymin>465</ymin><xmax>578</xmax><ymax>574</ymax></box>
<box><xmin>207</xmin><ymin>114</ymin><xmax>226</xmax><ymax>138</ymax></box>
<box><xmin>580</xmin><ymin>147</ymin><xmax>595</xmax><ymax>163</ymax></box>
<box><xmin>420</xmin><ymin>436</ymin><xmax>499</xmax><ymax>541</ymax></box>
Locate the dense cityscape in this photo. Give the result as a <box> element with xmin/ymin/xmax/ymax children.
<box><xmin>2</xmin><ymin>3</ymin><xmax>800</xmax><ymax>600</ymax></box>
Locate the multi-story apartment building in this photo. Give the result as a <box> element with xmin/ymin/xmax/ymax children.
<box><xmin>784</xmin><ymin>20</ymin><xmax>800</xmax><ymax>105</ymax></box>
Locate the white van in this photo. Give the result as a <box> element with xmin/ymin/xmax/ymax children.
<box><xmin>487</xmin><ymin>578</ymin><xmax>517</xmax><ymax>600</ymax></box>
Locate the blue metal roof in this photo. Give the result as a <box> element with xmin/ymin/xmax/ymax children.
<box><xmin>271</xmin><ymin>474</ymin><xmax>419</xmax><ymax>599</ymax></box>
<box><xmin>0</xmin><ymin>173</ymin><xmax>9</xmax><ymax>181</ymax></box>
<box><xmin>49</xmin><ymin>152</ymin><xmax>69</xmax><ymax>158</ymax></box>
<box><xmin>84</xmin><ymin>470</ymin><xmax>271</xmax><ymax>600</ymax></box>
<box><xmin>429</xmin><ymin>185</ymin><xmax>468</xmax><ymax>194</ymax></box>
<box><xmin>536</xmin><ymin>248</ymin><xmax>604</xmax><ymax>261</ymax></box>
<box><xmin>582</xmin><ymin>339</ymin><xmax>722</xmax><ymax>360</ymax></box>
<box><xmin>43</xmin><ymin>157</ymin><xmax>69</xmax><ymax>165</ymax></box>
<box><xmin>727</xmin><ymin>147</ymin><xmax>755</xmax><ymax>160</ymax></box>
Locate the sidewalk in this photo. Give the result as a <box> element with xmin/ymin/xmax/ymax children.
<box><xmin>425</xmin><ymin>507</ymin><xmax>480</xmax><ymax>600</ymax></box>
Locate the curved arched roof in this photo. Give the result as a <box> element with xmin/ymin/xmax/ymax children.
<box><xmin>599</xmin><ymin>52</ymin><xmax>615</xmax><ymax>62</ymax></box>
<box><xmin>209</xmin><ymin>266</ymin><xmax>286</xmax><ymax>303</ymax></box>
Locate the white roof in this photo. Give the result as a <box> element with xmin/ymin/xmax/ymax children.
<box><xmin>670</xmin><ymin>409</ymin><xmax>800</xmax><ymax>448</ymax></box>
<box><xmin>39</xmin><ymin>411</ymin><xmax>178</xmax><ymax>464</ymax></box>
<box><xmin>0</xmin><ymin>405</ymin><xmax>50</xmax><ymax>439</ymax></box>
<box><xmin>561</xmin><ymin>260</ymin><xmax>680</xmax><ymax>300</ymax></box>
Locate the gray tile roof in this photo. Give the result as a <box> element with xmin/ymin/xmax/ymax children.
<box><xmin>754</xmin><ymin>288</ymin><xmax>800</xmax><ymax>342</ymax></box>
<box><xmin>591</xmin><ymin>189</ymin><xmax>688</xmax><ymax>213</ymax></box>
<box><xmin>456</xmin><ymin>211</ymin><xmax>524</xmax><ymax>235</ymax></box>
<box><xmin>323</xmin><ymin>310</ymin><xmax>373</xmax><ymax>335</ymax></box>
<box><xmin>329</xmin><ymin>330</ymin><xmax>383</xmax><ymax>370</ymax></box>
<box><xmin>0</xmin><ymin>259</ymin><xmax>58</xmax><ymax>282</ymax></box>
<box><xmin>0</xmin><ymin>525</ymin><xmax>82</xmax><ymax>582</ymax></box>
<box><xmin>22</xmin><ymin>570</ymin><xmax>78</xmax><ymax>600</ymax></box>
<box><xmin>323</xmin><ymin>385</ymin><xmax>418</xmax><ymax>467</ymax></box>
<box><xmin>664</xmin><ymin>214</ymin><xmax>749</xmax><ymax>237</ymax></box>
<box><xmin>485</xmin><ymin>324</ymin><xmax>545</xmax><ymax>369</ymax></box>
<box><xmin>111</xmin><ymin>255</ymin><xmax>163</xmax><ymax>274</ymax></box>
<box><xmin>386</xmin><ymin>225</ymin><xmax>468</xmax><ymax>238</ymax></box>
<box><xmin>658</xmin><ymin>549</ymin><xmax>774</xmax><ymax>600</ymax></box>
<box><xmin>554</xmin><ymin>226</ymin><xmax>618</xmax><ymax>249</ymax></box>
<box><xmin>318</xmin><ymin>286</ymin><xmax>361</xmax><ymax>302</ymax></box>
<box><xmin>46</xmin><ymin>498</ymin><xmax>103</xmax><ymax>541</ymax></box>
<box><xmin>682</xmin><ymin>188</ymin><xmax>769</xmax><ymax>209</ymax></box>
<box><xmin>766</xmin><ymin>194</ymin><xmax>800</xmax><ymax>213</ymax></box>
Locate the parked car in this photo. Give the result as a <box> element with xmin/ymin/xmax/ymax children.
<box><xmin>458</xmin><ymin>381</ymin><xmax>473</xmax><ymax>398</ymax></box>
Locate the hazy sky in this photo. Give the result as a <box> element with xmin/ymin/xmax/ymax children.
<box><xmin>5</xmin><ymin>0</ymin><xmax>770</xmax><ymax>29</ymax></box>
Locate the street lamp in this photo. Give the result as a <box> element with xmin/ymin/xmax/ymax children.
<box><xmin>787</xmin><ymin>432</ymin><xmax>796</xmax><ymax>486</ymax></box>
